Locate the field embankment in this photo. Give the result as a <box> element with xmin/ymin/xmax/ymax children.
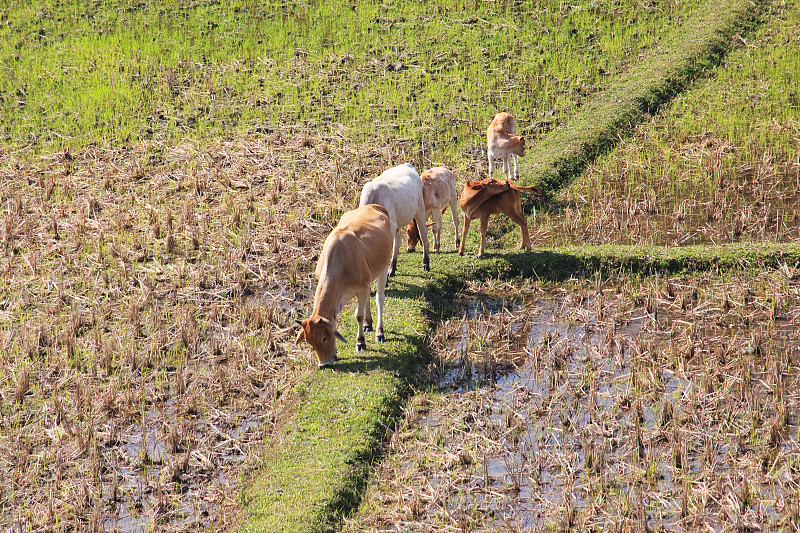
<box><xmin>526</xmin><ymin>0</ymin><xmax>770</xmax><ymax>196</ymax></box>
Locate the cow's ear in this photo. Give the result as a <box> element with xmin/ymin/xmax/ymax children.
<box><xmin>467</xmin><ymin>180</ymin><xmax>483</xmax><ymax>190</ymax></box>
<box><xmin>334</xmin><ymin>330</ymin><xmax>347</xmax><ymax>343</ymax></box>
<box><xmin>295</xmin><ymin>327</ymin><xmax>307</xmax><ymax>345</ymax></box>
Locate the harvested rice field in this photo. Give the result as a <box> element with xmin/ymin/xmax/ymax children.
<box><xmin>1</xmin><ymin>0</ymin><xmax>798</xmax><ymax>531</ymax></box>
<box><xmin>346</xmin><ymin>271</ymin><xmax>800</xmax><ymax>531</ymax></box>
<box><xmin>0</xmin><ymin>134</ymin><xmax>400</xmax><ymax>531</ymax></box>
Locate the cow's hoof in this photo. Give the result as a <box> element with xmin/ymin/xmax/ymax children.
<box><xmin>363</xmin><ymin>324</ymin><xmax>373</xmax><ymax>333</ymax></box>
<box><xmin>356</xmin><ymin>341</ymin><xmax>367</xmax><ymax>352</ymax></box>
<box><xmin>376</xmin><ymin>334</ymin><xmax>385</xmax><ymax>343</ymax></box>
<box><xmin>318</xmin><ymin>361</ymin><xmax>335</xmax><ymax>369</ymax></box>
<box><xmin>422</xmin><ymin>260</ymin><xmax>430</xmax><ymax>272</ymax></box>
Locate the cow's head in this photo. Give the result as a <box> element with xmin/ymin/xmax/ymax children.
<box><xmin>295</xmin><ymin>316</ymin><xmax>346</xmax><ymax>368</ymax></box>
<box><xmin>406</xmin><ymin>220</ymin><xmax>421</xmax><ymax>251</ymax></box>
<box><xmin>512</xmin><ymin>134</ymin><xmax>526</xmax><ymax>157</ymax></box>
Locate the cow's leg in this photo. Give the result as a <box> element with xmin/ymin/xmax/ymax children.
<box><xmin>478</xmin><ymin>213</ymin><xmax>490</xmax><ymax>258</ymax></box>
<box><xmin>450</xmin><ymin>198</ymin><xmax>461</xmax><ymax>249</ymax></box>
<box><xmin>458</xmin><ymin>216</ymin><xmax>471</xmax><ymax>256</ymax></box>
<box><xmin>375</xmin><ymin>268</ymin><xmax>388</xmax><ymax>343</ymax></box>
<box><xmin>431</xmin><ymin>209</ymin><xmax>443</xmax><ymax>252</ymax></box>
<box><xmin>363</xmin><ymin>282</ymin><xmax>374</xmax><ymax>333</ymax></box>
<box><xmin>389</xmin><ymin>228</ymin><xmax>401</xmax><ymax>277</ymax></box>
<box><xmin>355</xmin><ymin>287</ymin><xmax>369</xmax><ymax>351</ymax></box>
<box><xmin>512</xmin><ymin>154</ymin><xmax>519</xmax><ymax>179</ymax></box>
<box><xmin>415</xmin><ymin>203</ymin><xmax>430</xmax><ymax>272</ymax></box>
<box><xmin>487</xmin><ymin>149</ymin><xmax>494</xmax><ymax>177</ymax></box>
<box><xmin>503</xmin><ymin>157</ymin><xmax>511</xmax><ymax>180</ymax></box>
<box><xmin>508</xmin><ymin>205</ymin><xmax>531</xmax><ymax>252</ymax></box>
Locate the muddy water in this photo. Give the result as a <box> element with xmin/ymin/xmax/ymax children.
<box><xmin>425</xmin><ymin>289</ymin><xmax>800</xmax><ymax>530</ymax></box>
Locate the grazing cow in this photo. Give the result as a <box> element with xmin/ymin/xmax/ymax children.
<box><xmin>296</xmin><ymin>204</ymin><xmax>393</xmax><ymax>368</ymax></box>
<box><xmin>406</xmin><ymin>166</ymin><xmax>460</xmax><ymax>253</ymax></box>
<box><xmin>487</xmin><ymin>112</ymin><xmax>525</xmax><ymax>180</ymax></box>
<box><xmin>359</xmin><ymin>163</ymin><xmax>430</xmax><ymax>275</ymax></box>
<box><xmin>458</xmin><ymin>178</ymin><xmax>539</xmax><ymax>258</ymax></box>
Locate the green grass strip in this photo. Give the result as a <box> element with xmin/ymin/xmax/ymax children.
<box><xmin>235</xmin><ymin>265</ymin><xmax>429</xmax><ymax>533</ymax></box>
<box><xmin>237</xmin><ymin>1</ymin><xmax>776</xmax><ymax>530</ymax></box>
<box><xmin>526</xmin><ymin>0</ymin><xmax>770</xmax><ymax>196</ymax></box>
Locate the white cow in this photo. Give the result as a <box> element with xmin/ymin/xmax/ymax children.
<box><xmin>359</xmin><ymin>163</ymin><xmax>430</xmax><ymax>275</ymax></box>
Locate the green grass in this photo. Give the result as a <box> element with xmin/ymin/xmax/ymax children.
<box><xmin>240</xmin><ymin>238</ymin><xmax>800</xmax><ymax>530</ymax></box>
<box><xmin>547</xmin><ymin>0</ymin><xmax>800</xmax><ymax>246</ymax></box>
<box><xmin>236</xmin><ymin>261</ymin><xmax>430</xmax><ymax>532</ymax></box>
<box><xmin>522</xmin><ymin>0</ymin><xmax>771</xmax><ymax>196</ymax></box>
<box><xmin>2</xmin><ymin>0</ymin><xmax>704</xmax><ymax>156</ymax></box>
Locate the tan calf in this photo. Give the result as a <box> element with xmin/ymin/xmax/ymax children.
<box><xmin>457</xmin><ymin>178</ymin><xmax>539</xmax><ymax>258</ymax></box>
<box><xmin>487</xmin><ymin>112</ymin><xmax>525</xmax><ymax>180</ymax></box>
<box><xmin>406</xmin><ymin>166</ymin><xmax>460</xmax><ymax>253</ymax></box>
<box><xmin>296</xmin><ymin>204</ymin><xmax>393</xmax><ymax>368</ymax></box>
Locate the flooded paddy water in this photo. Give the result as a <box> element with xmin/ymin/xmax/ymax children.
<box><xmin>345</xmin><ymin>271</ymin><xmax>800</xmax><ymax>532</ymax></box>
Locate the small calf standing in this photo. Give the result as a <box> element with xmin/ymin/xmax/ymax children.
<box><xmin>359</xmin><ymin>163</ymin><xmax>430</xmax><ymax>275</ymax></box>
<box><xmin>458</xmin><ymin>178</ymin><xmax>539</xmax><ymax>258</ymax></box>
<box><xmin>487</xmin><ymin>112</ymin><xmax>525</xmax><ymax>180</ymax></box>
<box><xmin>296</xmin><ymin>204</ymin><xmax>393</xmax><ymax>368</ymax></box>
<box><xmin>406</xmin><ymin>166</ymin><xmax>460</xmax><ymax>253</ymax></box>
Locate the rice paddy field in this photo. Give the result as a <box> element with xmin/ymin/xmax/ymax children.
<box><xmin>1</xmin><ymin>0</ymin><xmax>798</xmax><ymax>531</ymax></box>
<box><xmin>345</xmin><ymin>271</ymin><xmax>800</xmax><ymax>531</ymax></box>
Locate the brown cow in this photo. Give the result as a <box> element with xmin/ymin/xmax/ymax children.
<box><xmin>406</xmin><ymin>166</ymin><xmax>460</xmax><ymax>253</ymax></box>
<box><xmin>487</xmin><ymin>112</ymin><xmax>525</xmax><ymax>180</ymax></box>
<box><xmin>296</xmin><ymin>204</ymin><xmax>393</xmax><ymax>368</ymax></box>
<box><xmin>457</xmin><ymin>178</ymin><xmax>539</xmax><ymax>258</ymax></box>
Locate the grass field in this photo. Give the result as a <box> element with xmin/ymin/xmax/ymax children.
<box><xmin>2</xmin><ymin>0</ymin><xmax>704</xmax><ymax>160</ymax></box>
<box><xmin>1</xmin><ymin>0</ymin><xmax>797</xmax><ymax>531</ymax></box>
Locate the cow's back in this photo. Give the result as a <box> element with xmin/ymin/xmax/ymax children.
<box><xmin>488</xmin><ymin>112</ymin><xmax>517</xmax><ymax>136</ymax></box>
<box><xmin>420</xmin><ymin>166</ymin><xmax>456</xmax><ymax>212</ymax></box>
<box><xmin>317</xmin><ymin>204</ymin><xmax>393</xmax><ymax>287</ymax></box>
<box><xmin>359</xmin><ymin>163</ymin><xmax>423</xmax><ymax>229</ymax></box>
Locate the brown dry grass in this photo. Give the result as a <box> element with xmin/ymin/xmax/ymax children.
<box><xmin>345</xmin><ymin>271</ymin><xmax>800</xmax><ymax>532</ymax></box>
<box><xmin>0</xmin><ymin>133</ymin><xmax>410</xmax><ymax>531</ymax></box>
<box><xmin>539</xmin><ymin>128</ymin><xmax>800</xmax><ymax>247</ymax></box>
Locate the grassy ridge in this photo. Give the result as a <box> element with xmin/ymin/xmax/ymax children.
<box><xmin>238</xmin><ymin>240</ymin><xmax>800</xmax><ymax>531</ymax></box>
<box><xmin>544</xmin><ymin>1</ymin><xmax>800</xmax><ymax>248</ymax></box>
<box><xmin>427</xmin><ymin>243</ymin><xmax>800</xmax><ymax>317</ymax></box>
<box><xmin>236</xmin><ymin>265</ymin><xmax>430</xmax><ymax>532</ymax></box>
<box><xmin>525</xmin><ymin>0</ymin><xmax>769</xmax><ymax>196</ymax></box>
